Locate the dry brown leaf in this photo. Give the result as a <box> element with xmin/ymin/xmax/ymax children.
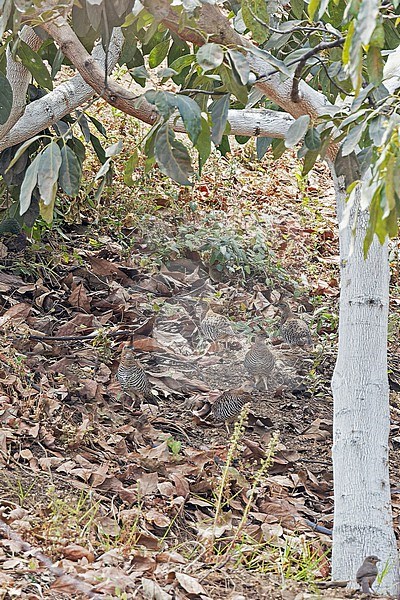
<box><xmin>175</xmin><ymin>572</ymin><xmax>206</xmax><ymax>596</ymax></box>
<box><xmin>62</xmin><ymin>544</ymin><xmax>95</xmax><ymax>563</ymax></box>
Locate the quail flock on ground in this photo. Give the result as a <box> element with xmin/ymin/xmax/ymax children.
<box><xmin>244</xmin><ymin>334</ymin><xmax>276</xmax><ymax>391</ymax></box>
<box><xmin>355</xmin><ymin>555</ymin><xmax>380</xmax><ymax>594</ymax></box>
<box><xmin>277</xmin><ymin>300</ymin><xmax>313</xmax><ymax>348</ymax></box>
<box><xmin>117</xmin><ymin>343</ymin><xmax>157</xmax><ymax>406</ymax></box>
<box><xmin>117</xmin><ymin>296</ymin><xmax>314</xmax><ymax>426</ymax></box>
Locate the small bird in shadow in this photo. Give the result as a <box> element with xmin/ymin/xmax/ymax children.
<box><xmin>356</xmin><ymin>555</ymin><xmax>380</xmax><ymax>594</ymax></box>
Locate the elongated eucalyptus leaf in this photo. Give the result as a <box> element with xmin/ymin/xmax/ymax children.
<box><xmin>16</xmin><ymin>39</ymin><xmax>53</xmax><ymax>90</ymax></box>
<box><xmin>284</xmin><ymin>115</ymin><xmax>310</xmax><ymax>148</ymax></box>
<box><xmin>210</xmin><ymin>94</ymin><xmax>230</xmax><ymax>146</ymax></box>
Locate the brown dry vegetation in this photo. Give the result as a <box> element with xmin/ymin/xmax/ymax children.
<box><xmin>0</xmin><ymin>100</ymin><xmax>399</xmax><ymax>599</ymax></box>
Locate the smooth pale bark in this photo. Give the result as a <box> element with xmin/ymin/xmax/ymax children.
<box><xmin>331</xmin><ymin>168</ymin><xmax>398</xmax><ymax>594</ymax></box>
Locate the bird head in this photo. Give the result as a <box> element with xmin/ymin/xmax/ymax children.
<box><xmin>365</xmin><ymin>555</ymin><xmax>381</xmax><ymax>564</ymax></box>
<box><xmin>120</xmin><ymin>343</ymin><xmax>138</xmax><ymax>367</ymax></box>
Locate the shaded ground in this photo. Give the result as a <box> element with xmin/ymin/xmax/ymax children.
<box><xmin>0</xmin><ymin>102</ymin><xmax>399</xmax><ymax>599</ymax></box>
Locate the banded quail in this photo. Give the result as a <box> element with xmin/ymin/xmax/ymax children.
<box><xmin>212</xmin><ymin>388</ymin><xmax>252</xmax><ymax>432</ymax></box>
<box><xmin>198</xmin><ymin>305</ymin><xmax>235</xmax><ymax>346</ymax></box>
<box><xmin>244</xmin><ymin>335</ymin><xmax>276</xmax><ymax>391</ymax></box>
<box><xmin>277</xmin><ymin>301</ymin><xmax>313</xmax><ymax>348</ymax></box>
<box><xmin>117</xmin><ymin>344</ymin><xmax>157</xmax><ymax>405</ymax></box>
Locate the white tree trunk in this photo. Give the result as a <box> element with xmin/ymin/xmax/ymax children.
<box><xmin>331</xmin><ymin>167</ymin><xmax>398</xmax><ymax>594</ymax></box>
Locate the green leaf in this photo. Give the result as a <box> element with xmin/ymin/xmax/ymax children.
<box><xmin>210</xmin><ymin>94</ymin><xmax>230</xmax><ymax>146</ymax></box>
<box><xmin>169</xmin><ymin>54</ymin><xmax>195</xmax><ymax>74</ymax></box>
<box><xmin>285</xmin><ymin>115</ymin><xmax>310</xmax><ymax>148</ymax></box>
<box><xmin>308</xmin><ymin>0</ymin><xmax>319</xmax><ymax>20</ymax></box>
<box><xmin>39</xmin><ymin>196</ymin><xmax>56</xmax><ymax>224</ymax></box>
<box><xmin>304</xmin><ymin>128</ymin><xmax>321</xmax><ymax>151</ymax></box>
<box><xmin>342</xmin><ymin>20</ymin><xmax>354</xmax><ymax>66</ymax></box>
<box><xmin>384</xmin><ymin>154</ymin><xmax>396</xmax><ymax>217</ymax></box>
<box><xmin>219</xmin><ymin>64</ymin><xmax>248</xmax><ymax>105</ymax></box>
<box><xmin>59</xmin><ymin>145</ymin><xmax>82</xmax><ymax>196</ymax></box>
<box><xmin>175</xmin><ymin>95</ymin><xmax>202</xmax><ymax>145</ymax></box>
<box><xmin>196</xmin><ymin>116</ymin><xmax>211</xmax><ymax>175</ymax></box>
<box><xmin>90</xmin><ymin>133</ymin><xmax>107</xmax><ymax>164</ymax></box>
<box><xmin>367</xmin><ymin>46</ymin><xmax>383</xmax><ymax>86</ymax></box>
<box><xmin>37</xmin><ymin>142</ymin><xmax>62</xmax><ymax>206</ymax></box>
<box><xmin>19</xmin><ymin>155</ymin><xmax>40</xmax><ymax>216</ymax></box>
<box><xmin>241</xmin><ymin>0</ymin><xmax>269</xmax><ymax>43</ymax></box>
<box><xmin>0</xmin><ymin>73</ymin><xmax>13</xmax><ymax>125</ymax></box>
<box><xmin>124</xmin><ymin>150</ymin><xmax>139</xmax><ymax>186</ymax></box>
<box><xmin>256</xmin><ymin>137</ymin><xmax>273</xmax><ymax>160</ymax></box>
<box><xmin>105</xmin><ymin>140</ymin><xmax>123</xmax><ymax>157</ymax></box>
<box><xmin>154</xmin><ymin>123</ymin><xmax>193</xmax><ymax>185</ymax></box>
<box><xmin>16</xmin><ymin>39</ymin><xmax>53</xmax><ymax>90</ymax></box>
<box><xmin>148</xmin><ymin>39</ymin><xmax>170</xmax><ymax>69</ymax></box>
<box><xmin>227</xmin><ymin>49</ymin><xmax>250</xmax><ymax>85</ymax></box>
<box><xmin>196</xmin><ymin>43</ymin><xmax>224</xmax><ymax>72</ymax></box>
<box><xmin>272</xmin><ymin>138</ymin><xmax>286</xmax><ymax>160</ymax></box>
<box><xmin>341</xmin><ymin>122</ymin><xmax>366</xmax><ymax>156</ymax></box>
<box><xmin>302</xmin><ymin>149</ymin><xmax>320</xmax><ymax>175</ymax></box>
<box><xmin>357</xmin><ymin>0</ymin><xmax>379</xmax><ymax>45</ymax></box>
<box><xmin>291</xmin><ymin>0</ymin><xmax>304</xmax><ymax>18</ymax></box>
<box><xmin>370</xmin><ymin>22</ymin><xmax>385</xmax><ymax>49</ymax></box>
<box><xmin>5</xmin><ymin>135</ymin><xmax>45</xmax><ymax>173</ymax></box>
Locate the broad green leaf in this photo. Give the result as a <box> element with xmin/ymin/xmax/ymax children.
<box><xmin>357</xmin><ymin>0</ymin><xmax>379</xmax><ymax>45</ymax></box>
<box><xmin>37</xmin><ymin>142</ymin><xmax>62</xmax><ymax>206</ymax></box>
<box><xmin>130</xmin><ymin>65</ymin><xmax>149</xmax><ymax>79</ymax></box>
<box><xmin>210</xmin><ymin>94</ymin><xmax>230</xmax><ymax>146</ymax></box>
<box><xmin>196</xmin><ymin>116</ymin><xmax>211</xmax><ymax>174</ymax></box>
<box><xmin>256</xmin><ymin>137</ymin><xmax>273</xmax><ymax>160</ymax></box>
<box><xmin>291</xmin><ymin>0</ymin><xmax>304</xmax><ymax>18</ymax></box>
<box><xmin>5</xmin><ymin>135</ymin><xmax>44</xmax><ymax>173</ymax></box>
<box><xmin>370</xmin><ymin>22</ymin><xmax>385</xmax><ymax>49</ymax></box>
<box><xmin>302</xmin><ymin>149</ymin><xmax>320</xmax><ymax>175</ymax></box>
<box><xmin>196</xmin><ymin>43</ymin><xmax>224</xmax><ymax>72</ymax></box>
<box><xmin>272</xmin><ymin>138</ymin><xmax>286</xmax><ymax>160</ymax></box>
<box><xmin>341</xmin><ymin>122</ymin><xmax>366</xmax><ymax>156</ymax></box>
<box><xmin>59</xmin><ymin>145</ymin><xmax>82</xmax><ymax>196</ymax></box>
<box><xmin>90</xmin><ymin>133</ymin><xmax>107</xmax><ymax>164</ymax></box>
<box><xmin>241</xmin><ymin>0</ymin><xmax>269</xmax><ymax>43</ymax></box>
<box><xmin>95</xmin><ymin>157</ymin><xmax>111</xmax><ymax>180</ymax></box>
<box><xmin>285</xmin><ymin>115</ymin><xmax>310</xmax><ymax>148</ymax></box>
<box><xmin>308</xmin><ymin>0</ymin><xmax>319</xmax><ymax>20</ymax></box>
<box><xmin>19</xmin><ymin>154</ymin><xmax>40</xmax><ymax>216</ymax></box>
<box><xmin>16</xmin><ymin>39</ymin><xmax>53</xmax><ymax>90</ymax></box>
<box><xmin>384</xmin><ymin>154</ymin><xmax>396</xmax><ymax>217</ymax></box>
<box><xmin>227</xmin><ymin>49</ymin><xmax>250</xmax><ymax>85</ymax></box>
<box><xmin>154</xmin><ymin>123</ymin><xmax>193</xmax><ymax>186</ymax></box>
<box><xmin>342</xmin><ymin>20</ymin><xmax>354</xmax><ymax>66</ymax></box>
<box><xmin>149</xmin><ymin>39</ymin><xmax>170</xmax><ymax>69</ymax></box>
<box><xmin>39</xmin><ymin>195</ymin><xmax>56</xmax><ymax>224</ymax></box>
<box><xmin>304</xmin><ymin>128</ymin><xmax>321</xmax><ymax>151</ymax></box>
<box><xmin>105</xmin><ymin>140</ymin><xmax>123</xmax><ymax>157</ymax></box>
<box><xmin>367</xmin><ymin>46</ymin><xmax>383</xmax><ymax>86</ymax></box>
<box><xmin>219</xmin><ymin>64</ymin><xmax>248</xmax><ymax>105</ymax></box>
<box><xmin>169</xmin><ymin>54</ymin><xmax>195</xmax><ymax>74</ymax></box>
<box><xmin>175</xmin><ymin>95</ymin><xmax>202</xmax><ymax>144</ymax></box>
<box><xmin>0</xmin><ymin>73</ymin><xmax>12</xmax><ymax>125</ymax></box>
<box><xmin>124</xmin><ymin>150</ymin><xmax>139</xmax><ymax>186</ymax></box>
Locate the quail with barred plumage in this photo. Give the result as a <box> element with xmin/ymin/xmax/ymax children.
<box><xmin>244</xmin><ymin>334</ymin><xmax>276</xmax><ymax>391</ymax></box>
<box><xmin>277</xmin><ymin>301</ymin><xmax>313</xmax><ymax>348</ymax></box>
<box><xmin>198</xmin><ymin>305</ymin><xmax>235</xmax><ymax>346</ymax></box>
<box><xmin>212</xmin><ymin>388</ymin><xmax>252</xmax><ymax>432</ymax></box>
<box><xmin>117</xmin><ymin>343</ymin><xmax>157</xmax><ymax>405</ymax></box>
<box><xmin>356</xmin><ymin>555</ymin><xmax>380</xmax><ymax>594</ymax></box>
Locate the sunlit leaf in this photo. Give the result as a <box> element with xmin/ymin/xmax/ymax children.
<box><xmin>196</xmin><ymin>116</ymin><xmax>211</xmax><ymax>174</ymax></box>
<box><xmin>285</xmin><ymin>115</ymin><xmax>310</xmax><ymax>148</ymax></box>
<box><xmin>367</xmin><ymin>46</ymin><xmax>383</xmax><ymax>86</ymax></box>
<box><xmin>241</xmin><ymin>0</ymin><xmax>269</xmax><ymax>43</ymax></box>
<box><xmin>227</xmin><ymin>49</ymin><xmax>250</xmax><ymax>85</ymax></box>
<box><xmin>124</xmin><ymin>150</ymin><xmax>139</xmax><ymax>186</ymax></box>
<box><xmin>149</xmin><ymin>39</ymin><xmax>170</xmax><ymax>68</ymax></box>
<box><xmin>196</xmin><ymin>43</ymin><xmax>224</xmax><ymax>72</ymax></box>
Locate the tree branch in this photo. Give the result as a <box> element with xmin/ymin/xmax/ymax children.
<box><xmin>0</xmin><ymin>26</ymin><xmax>42</xmax><ymax>140</ymax></box>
